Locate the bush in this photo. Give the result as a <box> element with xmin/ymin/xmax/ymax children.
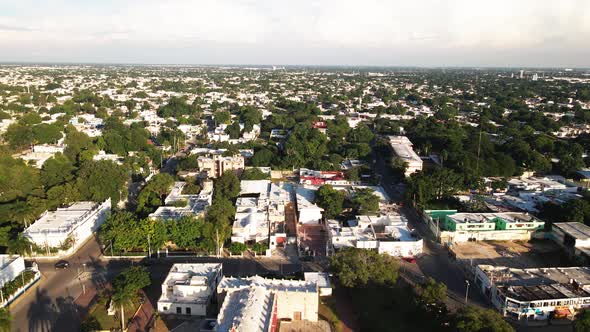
<box><xmin>229</xmin><ymin>242</ymin><xmax>247</xmax><ymax>255</ymax></box>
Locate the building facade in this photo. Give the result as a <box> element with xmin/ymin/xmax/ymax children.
<box><xmin>157</xmin><ymin>263</ymin><xmax>223</xmax><ymax>316</ymax></box>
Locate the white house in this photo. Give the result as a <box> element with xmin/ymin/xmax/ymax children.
<box><xmin>295</xmin><ymin>187</ymin><xmax>324</xmax><ymax>224</ymax></box>
<box><xmin>24</xmin><ymin>199</ymin><xmax>111</xmax><ymax>254</ymax></box>
<box><xmin>157</xmin><ymin>263</ymin><xmax>223</xmax><ymax>316</ymax></box>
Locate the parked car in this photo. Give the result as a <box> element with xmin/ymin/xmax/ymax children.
<box><xmin>402</xmin><ymin>257</ymin><xmax>417</xmax><ymax>264</ymax></box>
<box><xmin>54</xmin><ymin>260</ymin><xmax>70</xmax><ymax>269</ymax></box>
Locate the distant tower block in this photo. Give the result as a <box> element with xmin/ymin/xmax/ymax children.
<box><xmin>519</xmin><ymin>70</ymin><xmax>524</xmax><ymax>79</ymax></box>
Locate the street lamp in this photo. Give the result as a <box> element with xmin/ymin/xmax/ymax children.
<box><xmin>465</xmin><ymin>280</ymin><xmax>471</xmax><ymax>304</ymax></box>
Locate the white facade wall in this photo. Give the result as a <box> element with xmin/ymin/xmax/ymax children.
<box><xmin>440</xmin><ymin>229</ymin><xmax>534</xmax><ymax>244</ymax></box>
<box><xmin>24</xmin><ymin>199</ymin><xmax>111</xmax><ymax>250</ymax></box>
<box><xmin>0</xmin><ymin>256</ymin><xmax>25</xmax><ymax>288</ymax></box>
<box><xmin>275</xmin><ymin>290</ymin><xmax>319</xmax><ymax>322</ymax></box>
<box><xmin>378</xmin><ymin>239</ymin><xmax>423</xmax><ymax>257</ymax></box>
<box><xmin>298</xmin><ymin>208</ymin><xmax>324</xmax><ymax>224</ymax></box>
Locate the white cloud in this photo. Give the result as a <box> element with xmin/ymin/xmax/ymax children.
<box><xmin>0</xmin><ymin>0</ymin><xmax>588</xmax><ymax>65</ymax></box>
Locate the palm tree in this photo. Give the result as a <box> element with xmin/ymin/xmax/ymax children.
<box><xmin>7</xmin><ymin>233</ymin><xmax>33</xmax><ymax>257</ymax></box>
<box><xmin>0</xmin><ymin>308</ymin><xmax>12</xmax><ymax>332</ymax></box>
<box><xmin>111</xmin><ymin>289</ymin><xmax>134</xmax><ymax>332</ymax></box>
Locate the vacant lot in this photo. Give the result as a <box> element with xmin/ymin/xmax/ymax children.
<box><xmin>450</xmin><ymin>239</ymin><xmax>567</xmax><ymax>268</ymax></box>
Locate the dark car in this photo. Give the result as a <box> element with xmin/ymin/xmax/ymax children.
<box><xmin>54</xmin><ymin>260</ymin><xmax>70</xmax><ymax>269</ymax></box>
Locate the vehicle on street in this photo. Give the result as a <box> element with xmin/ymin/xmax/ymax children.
<box><xmin>54</xmin><ymin>260</ymin><xmax>70</xmax><ymax>269</ymax></box>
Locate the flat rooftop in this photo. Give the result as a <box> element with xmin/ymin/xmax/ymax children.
<box><xmin>25</xmin><ymin>201</ymin><xmax>100</xmax><ymax>234</ymax></box>
<box><xmin>554</xmin><ymin>222</ymin><xmax>590</xmax><ymax>240</ymax></box>
<box><xmin>388</xmin><ymin>136</ymin><xmax>421</xmax><ymax>163</ymax></box>
<box><xmin>447</xmin><ymin>212</ymin><xmax>541</xmax><ymax>224</ymax></box>
<box><xmin>216</xmin><ymin>286</ymin><xmax>273</xmax><ymax>332</ymax></box>
<box><xmin>218</xmin><ymin>275</ymin><xmax>317</xmax><ymax>293</ymax></box>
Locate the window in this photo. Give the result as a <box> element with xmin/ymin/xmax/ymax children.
<box><xmin>186</xmin><ymin>307</ymin><xmax>191</xmax><ymax>315</ymax></box>
<box><xmin>176</xmin><ymin>307</ymin><xmax>182</xmax><ymax>314</ymax></box>
<box><xmin>162</xmin><ymin>307</ymin><xmax>168</xmax><ymax>311</ymax></box>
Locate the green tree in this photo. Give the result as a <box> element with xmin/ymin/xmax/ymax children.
<box><xmin>7</xmin><ymin>233</ymin><xmax>33</xmax><ymax>256</ymax></box>
<box><xmin>3</xmin><ymin>123</ymin><xmax>33</xmax><ymax>150</ymax></box>
<box><xmin>240</xmin><ymin>168</ymin><xmax>269</xmax><ymax>180</ymax></box>
<box><xmin>166</xmin><ymin>216</ymin><xmax>203</xmax><ymax>249</ymax></box>
<box><xmin>329</xmin><ymin>248</ymin><xmax>399</xmax><ymax>288</ymax></box>
<box><xmin>213</xmin><ymin>172</ymin><xmax>240</xmax><ymax>201</ymax></box>
<box><xmin>574</xmin><ymin>310</ymin><xmax>590</xmax><ymax>332</ymax></box>
<box><xmin>315</xmin><ymin>185</ymin><xmax>345</xmax><ymax>219</ymax></box>
<box><xmin>137</xmin><ymin>173</ymin><xmax>174</xmax><ymax>214</ymax></box>
<box><xmin>229</xmin><ymin>242</ymin><xmax>247</xmax><ymax>255</ymax></box>
<box><xmin>40</xmin><ymin>153</ymin><xmax>76</xmax><ymax>189</ymax></box>
<box><xmin>416</xmin><ymin>278</ymin><xmax>447</xmax><ymax>304</ymax></box>
<box><xmin>202</xmin><ymin>198</ymin><xmax>235</xmax><ymax>254</ymax></box>
<box><xmin>454</xmin><ymin>306</ymin><xmax>514</xmax><ymax>332</ymax></box>
<box><xmin>0</xmin><ymin>308</ymin><xmax>11</xmax><ymax>332</ymax></box>
<box><xmin>77</xmin><ymin>160</ymin><xmax>128</xmax><ymax>205</ymax></box>
<box><xmin>214</xmin><ymin>111</ymin><xmax>231</xmax><ymax>125</ymax></box>
<box><xmin>351</xmin><ymin>188</ymin><xmax>380</xmax><ymax>215</ymax></box>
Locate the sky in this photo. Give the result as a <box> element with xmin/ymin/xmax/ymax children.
<box><xmin>0</xmin><ymin>0</ymin><xmax>589</xmax><ymax>67</ymax></box>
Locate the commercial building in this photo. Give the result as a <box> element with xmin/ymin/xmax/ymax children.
<box><xmin>295</xmin><ymin>187</ymin><xmax>324</xmax><ymax>224</ymax></box>
<box><xmin>231</xmin><ymin>180</ymin><xmax>291</xmax><ymax>249</ymax></box>
<box><xmin>388</xmin><ymin>136</ymin><xmax>423</xmax><ymax>177</ymax></box>
<box><xmin>24</xmin><ymin>199</ymin><xmax>111</xmax><ymax>254</ymax></box>
<box><xmin>328</xmin><ymin>214</ymin><xmax>423</xmax><ymax>258</ymax></box>
<box><xmin>157</xmin><ymin>263</ymin><xmax>223</xmax><ymax>316</ymax></box>
<box><xmin>428</xmin><ymin>211</ymin><xmax>545</xmax><ymax>243</ymax></box>
<box><xmin>216</xmin><ymin>273</ymin><xmax>329</xmax><ymax>331</ymax></box>
<box><xmin>197</xmin><ymin>154</ymin><xmax>244</xmax><ymax>178</ymax></box>
<box><xmin>475</xmin><ymin>264</ymin><xmax>590</xmax><ymax>320</ymax></box>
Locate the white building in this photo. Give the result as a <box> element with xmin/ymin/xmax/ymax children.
<box><xmin>328</xmin><ymin>214</ymin><xmax>423</xmax><ymax>258</ymax></box>
<box><xmin>149</xmin><ymin>181</ymin><xmax>213</xmax><ymax>221</ymax></box>
<box><xmin>216</xmin><ymin>273</ymin><xmax>329</xmax><ymax>331</ymax></box>
<box><xmin>0</xmin><ymin>255</ymin><xmax>40</xmax><ymax>307</ymax></box>
<box><xmin>295</xmin><ymin>187</ymin><xmax>324</xmax><ymax>224</ymax></box>
<box><xmin>157</xmin><ymin>263</ymin><xmax>223</xmax><ymax>316</ymax></box>
<box><xmin>23</xmin><ymin>199</ymin><xmax>111</xmax><ymax>254</ymax></box>
<box><xmin>0</xmin><ymin>255</ymin><xmax>25</xmax><ymax>291</ymax></box>
<box><xmin>388</xmin><ymin>136</ymin><xmax>423</xmax><ymax>177</ymax></box>
<box><xmin>231</xmin><ymin>180</ymin><xmax>291</xmax><ymax>248</ymax></box>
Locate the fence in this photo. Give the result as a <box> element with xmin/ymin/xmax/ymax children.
<box><xmin>0</xmin><ymin>269</ymin><xmax>41</xmax><ymax>308</ymax></box>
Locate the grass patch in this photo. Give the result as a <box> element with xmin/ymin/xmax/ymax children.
<box><xmin>319</xmin><ymin>296</ymin><xmax>344</xmax><ymax>332</ymax></box>
<box><xmin>88</xmin><ymin>294</ymin><xmax>141</xmax><ymax>330</ymax></box>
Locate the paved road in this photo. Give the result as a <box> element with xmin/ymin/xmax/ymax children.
<box><xmin>373</xmin><ymin>146</ymin><xmax>489</xmax><ymax>309</ymax></box>
<box><xmin>9</xmin><ymin>236</ymin><xmax>318</xmax><ymax>332</ymax></box>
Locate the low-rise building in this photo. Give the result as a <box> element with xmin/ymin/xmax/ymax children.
<box><xmin>24</xmin><ymin>199</ymin><xmax>111</xmax><ymax>254</ymax></box>
<box><xmin>475</xmin><ymin>264</ymin><xmax>590</xmax><ymax>320</ymax></box>
<box><xmin>328</xmin><ymin>214</ymin><xmax>423</xmax><ymax>258</ymax></box>
<box><xmin>231</xmin><ymin>180</ymin><xmax>291</xmax><ymax>249</ymax></box>
<box><xmin>388</xmin><ymin>136</ymin><xmax>423</xmax><ymax>177</ymax></box>
<box><xmin>197</xmin><ymin>154</ymin><xmax>244</xmax><ymax>179</ymax></box>
<box><xmin>552</xmin><ymin>222</ymin><xmax>590</xmax><ymax>261</ymax></box>
<box><xmin>295</xmin><ymin>187</ymin><xmax>324</xmax><ymax>224</ymax></box>
<box><xmin>149</xmin><ymin>181</ymin><xmax>213</xmax><ymax>221</ymax></box>
<box><xmin>0</xmin><ymin>255</ymin><xmax>40</xmax><ymax>307</ymax></box>
<box><xmin>430</xmin><ymin>211</ymin><xmax>545</xmax><ymax>243</ymax></box>
<box><xmin>216</xmin><ymin>273</ymin><xmax>329</xmax><ymax>331</ymax></box>
<box><xmin>157</xmin><ymin>263</ymin><xmax>223</xmax><ymax>316</ymax></box>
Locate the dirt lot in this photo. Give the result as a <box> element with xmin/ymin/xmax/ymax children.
<box><xmin>449</xmin><ymin>239</ymin><xmax>568</xmax><ymax>268</ymax></box>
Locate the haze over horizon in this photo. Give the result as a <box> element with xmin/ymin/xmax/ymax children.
<box><xmin>1</xmin><ymin>0</ymin><xmax>589</xmax><ymax>67</ymax></box>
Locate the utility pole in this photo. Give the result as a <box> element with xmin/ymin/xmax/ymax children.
<box><xmin>216</xmin><ymin>228</ymin><xmax>220</xmax><ymax>258</ymax></box>
<box><xmin>475</xmin><ymin>129</ymin><xmax>482</xmax><ymax>177</ymax></box>
<box><xmin>465</xmin><ymin>280</ymin><xmax>471</xmax><ymax>303</ymax></box>
<box><xmin>147</xmin><ymin>234</ymin><xmax>151</xmax><ymax>258</ymax></box>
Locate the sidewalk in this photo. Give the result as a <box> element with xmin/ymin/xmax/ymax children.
<box><xmin>127</xmin><ymin>292</ymin><xmax>155</xmax><ymax>332</ymax></box>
